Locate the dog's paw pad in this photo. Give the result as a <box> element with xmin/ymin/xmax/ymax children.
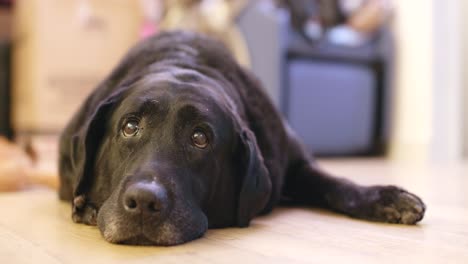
<box><xmin>371</xmin><ymin>186</ymin><xmax>426</xmax><ymax>225</ymax></box>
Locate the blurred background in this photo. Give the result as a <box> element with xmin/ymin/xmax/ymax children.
<box><xmin>0</xmin><ymin>0</ymin><xmax>465</xmax><ymax>191</ymax></box>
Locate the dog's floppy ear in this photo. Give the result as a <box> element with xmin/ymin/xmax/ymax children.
<box><xmin>58</xmin><ymin>89</ymin><xmax>123</xmax><ymax>201</ymax></box>
<box><xmin>236</xmin><ymin>129</ymin><xmax>272</xmax><ymax>227</ymax></box>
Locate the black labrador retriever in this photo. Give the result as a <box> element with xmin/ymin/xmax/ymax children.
<box><xmin>58</xmin><ymin>31</ymin><xmax>425</xmax><ymax>246</ymax></box>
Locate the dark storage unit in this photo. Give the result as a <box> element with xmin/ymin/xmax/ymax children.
<box><xmin>0</xmin><ymin>41</ymin><xmax>11</xmax><ymax>138</ymax></box>
<box><xmin>286</xmin><ymin>59</ymin><xmax>377</xmax><ymax>155</ymax></box>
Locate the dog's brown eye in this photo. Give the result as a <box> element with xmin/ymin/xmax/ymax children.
<box><xmin>122</xmin><ymin>120</ymin><xmax>140</xmax><ymax>137</ymax></box>
<box><xmin>191</xmin><ymin>130</ymin><xmax>208</xmax><ymax>149</ymax></box>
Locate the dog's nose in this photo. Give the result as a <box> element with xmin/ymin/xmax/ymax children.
<box><xmin>122</xmin><ymin>182</ymin><xmax>168</xmax><ymax>215</ymax></box>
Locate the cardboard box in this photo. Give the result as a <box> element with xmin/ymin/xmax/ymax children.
<box><xmin>12</xmin><ymin>0</ymin><xmax>143</xmax><ymax>133</ymax></box>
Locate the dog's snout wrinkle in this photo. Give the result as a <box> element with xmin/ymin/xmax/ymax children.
<box><xmin>122</xmin><ymin>182</ymin><xmax>168</xmax><ymax>216</ymax></box>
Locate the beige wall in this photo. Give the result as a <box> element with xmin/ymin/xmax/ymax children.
<box><xmin>463</xmin><ymin>1</ymin><xmax>468</xmax><ymax>157</ymax></box>
<box><xmin>430</xmin><ymin>0</ymin><xmax>462</xmax><ymax>161</ymax></box>
<box><xmin>390</xmin><ymin>0</ymin><xmax>464</xmax><ymax>162</ymax></box>
<box><xmin>390</xmin><ymin>0</ymin><xmax>433</xmax><ymax>161</ymax></box>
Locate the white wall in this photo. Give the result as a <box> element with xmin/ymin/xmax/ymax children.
<box><xmin>431</xmin><ymin>0</ymin><xmax>463</xmax><ymax>161</ymax></box>
<box><xmin>390</xmin><ymin>0</ymin><xmax>433</xmax><ymax>161</ymax></box>
<box><xmin>390</xmin><ymin>0</ymin><xmax>464</xmax><ymax>162</ymax></box>
<box><xmin>463</xmin><ymin>1</ymin><xmax>468</xmax><ymax>157</ymax></box>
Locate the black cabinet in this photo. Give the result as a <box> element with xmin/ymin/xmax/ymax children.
<box><xmin>0</xmin><ymin>41</ymin><xmax>11</xmax><ymax>138</ymax></box>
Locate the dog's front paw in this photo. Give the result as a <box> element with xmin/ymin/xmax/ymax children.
<box><xmin>364</xmin><ymin>186</ymin><xmax>426</xmax><ymax>224</ymax></box>
<box><xmin>72</xmin><ymin>195</ymin><xmax>98</xmax><ymax>225</ymax></box>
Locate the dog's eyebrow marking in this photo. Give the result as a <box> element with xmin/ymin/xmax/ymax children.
<box><xmin>143</xmin><ymin>67</ymin><xmax>211</xmax><ymax>89</ymax></box>
<box><xmin>176</xmin><ymin>104</ymin><xmax>211</xmax><ymax>122</ymax></box>
<box><xmin>131</xmin><ymin>97</ymin><xmax>169</xmax><ymax>118</ymax></box>
<box><xmin>139</xmin><ymin>99</ymin><xmax>160</xmax><ymax>113</ymax></box>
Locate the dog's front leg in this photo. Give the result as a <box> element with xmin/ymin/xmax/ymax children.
<box><xmin>282</xmin><ymin>162</ymin><xmax>426</xmax><ymax>224</ymax></box>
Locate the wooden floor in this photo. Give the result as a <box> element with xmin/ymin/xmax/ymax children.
<box><xmin>1</xmin><ymin>159</ymin><xmax>467</xmax><ymax>263</ymax></box>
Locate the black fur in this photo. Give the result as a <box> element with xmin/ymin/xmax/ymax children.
<box><xmin>59</xmin><ymin>31</ymin><xmax>425</xmax><ymax>246</ymax></box>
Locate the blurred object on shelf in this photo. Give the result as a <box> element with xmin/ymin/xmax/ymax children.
<box><xmin>12</xmin><ymin>0</ymin><xmax>143</xmax><ymax>136</ymax></box>
<box><xmin>278</xmin><ymin>0</ymin><xmax>343</xmax><ymax>40</ymax></box>
<box><xmin>18</xmin><ymin>134</ymin><xmax>59</xmax><ymax>190</ymax></box>
<box><xmin>277</xmin><ymin>0</ymin><xmax>393</xmax><ymax>46</ymax></box>
<box><xmin>327</xmin><ymin>24</ymin><xmax>370</xmax><ymax>46</ymax></box>
<box><xmin>0</xmin><ymin>0</ymin><xmax>12</xmax><ymax>7</ymax></box>
<box><xmin>139</xmin><ymin>0</ymin><xmax>164</xmax><ymax>39</ymax></box>
<box><xmin>0</xmin><ymin>4</ymin><xmax>12</xmax><ymax>40</ymax></box>
<box><xmin>0</xmin><ymin>136</ymin><xmax>31</xmax><ymax>192</ymax></box>
<box><xmin>346</xmin><ymin>0</ymin><xmax>393</xmax><ymax>34</ymax></box>
<box><xmin>159</xmin><ymin>0</ymin><xmax>251</xmax><ymax>66</ymax></box>
<box><xmin>0</xmin><ymin>136</ymin><xmax>58</xmax><ymax>192</ymax></box>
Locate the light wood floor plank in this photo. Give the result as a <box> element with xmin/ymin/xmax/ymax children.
<box><xmin>0</xmin><ymin>159</ymin><xmax>467</xmax><ymax>263</ymax></box>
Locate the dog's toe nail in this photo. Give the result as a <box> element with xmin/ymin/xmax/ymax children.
<box><xmin>72</xmin><ymin>213</ymin><xmax>82</xmax><ymax>223</ymax></box>
<box><xmin>88</xmin><ymin>209</ymin><xmax>98</xmax><ymax>225</ymax></box>
<box><xmin>414</xmin><ymin>204</ymin><xmax>424</xmax><ymax>214</ymax></box>
<box><xmin>401</xmin><ymin>211</ymin><xmax>419</xmax><ymax>224</ymax></box>
<box><xmin>73</xmin><ymin>195</ymin><xmax>86</xmax><ymax>209</ymax></box>
<box><xmin>380</xmin><ymin>207</ymin><xmax>400</xmax><ymax>223</ymax></box>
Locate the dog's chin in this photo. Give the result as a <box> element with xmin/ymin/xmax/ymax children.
<box><xmin>119</xmin><ymin>235</ymin><xmax>158</xmax><ymax>246</ymax></box>
<box><xmin>117</xmin><ymin>234</ymin><xmax>187</xmax><ymax>246</ymax></box>
<box><xmin>99</xmin><ymin>221</ymin><xmax>206</xmax><ymax>246</ymax></box>
<box><xmin>96</xmin><ymin>206</ymin><xmax>208</xmax><ymax>246</ymax></box>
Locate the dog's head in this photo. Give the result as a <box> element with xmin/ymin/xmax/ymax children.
<box><xmin>59</xmin><ymin>42</ymin><xmax>272</xmax><ymax>246</ymax></box>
